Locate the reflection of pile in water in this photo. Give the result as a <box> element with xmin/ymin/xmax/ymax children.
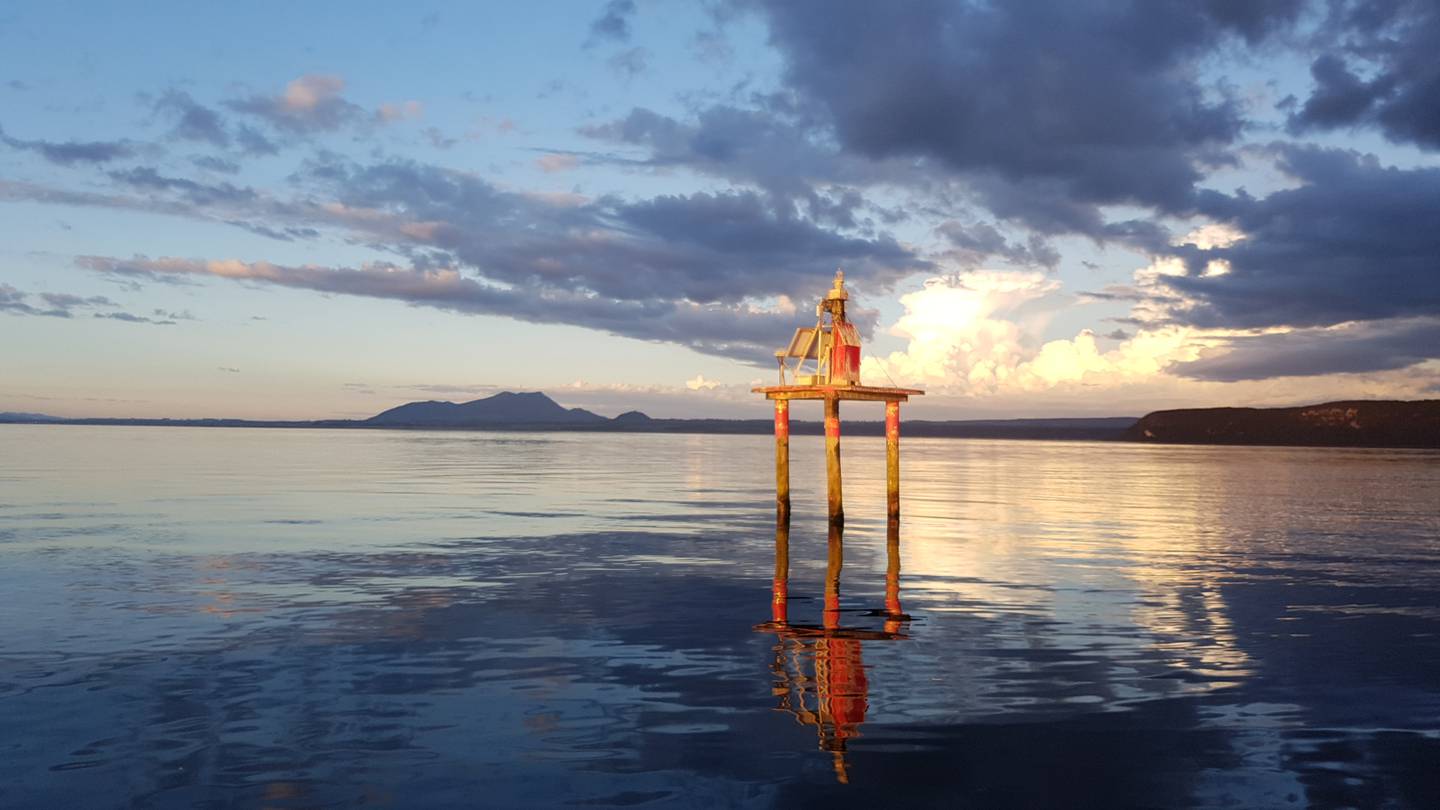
<box><xmin>765</xmin><ymin>623</ymin><xmax>903</xmax><ymax>783</ymax></box>
<box><xmin>757</xmin><ymin>517</ymin><xmax>909</xmax><ymax>783</ymax></box>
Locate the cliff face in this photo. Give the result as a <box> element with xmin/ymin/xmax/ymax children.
<box><xmin>1125</xmin><ymin>400</ymin><xmax>1440</xmax><ymax>448</ymax></box>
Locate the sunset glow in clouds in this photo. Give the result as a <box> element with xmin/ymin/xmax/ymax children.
<box><xmin>1</xmin><ymin>1</ymin><xmax>1437</xmax><ymax>419</ymax></box>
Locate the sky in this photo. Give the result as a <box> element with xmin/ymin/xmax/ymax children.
<box><xmin>1</xmin><ymin>0</ymin><xmax>1437</xmax><ymax>420</ymax></box>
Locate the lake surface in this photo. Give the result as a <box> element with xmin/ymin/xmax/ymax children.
<box><xmin>2</xmin><ymin>425</ymin><xmax>1438</xmax><ymax>808</ymax></box>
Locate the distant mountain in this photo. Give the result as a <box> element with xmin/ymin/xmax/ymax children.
<box><xmin>612</xmin><ymin>410</ymin><xmax>653</xmax><ymax>426</ymax></box>
<box><xmin>1126</xmin><ymin>400</ymin><xmax>1440</xmax><ymax>448</ymax></box>
<box><xmin>366</xmin><ymin>391</ymin><xmax>608</xmax><ymax>427</ymax></box>
<box><xmin>15</xmin><ymin>392</ymin><xmax>1440</xmax><ymax>448</ymax></box>
<box><xmin>0</xmin><ymin>412</ymin><xmax>63</xmax><ymax>423</ymax></box>
<box><xmin>3</xmin><ymin>393</ymin><xmax>1142</xmax><ymax>440</ymax></box>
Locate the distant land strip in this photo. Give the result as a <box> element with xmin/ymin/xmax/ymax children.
<box><xmin>3</xmin><ymin>393</ymin><xmax>1438</xmax><ymax>448</ymax></box>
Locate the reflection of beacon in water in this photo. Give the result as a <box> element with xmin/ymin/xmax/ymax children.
<box><xmin>769</xmin><ymin>627</ymin><xmax>873</xmax><ymax>783</ymax></box>
<box><xmin>757</xmin><ymin>520</ymin><xmax>908</xmax><ymax>783</ymax></box>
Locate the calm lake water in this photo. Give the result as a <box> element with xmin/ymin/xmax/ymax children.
<box><xmin>2</xmin><ymin>425</ymin><xmax>1438</xmax><ymax>808</ymax></box>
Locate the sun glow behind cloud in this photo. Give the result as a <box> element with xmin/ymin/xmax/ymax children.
<box><xmin>866</xmin><ymin>271</ymin><xmax>1205</xmax><ymax>396</ymax></box>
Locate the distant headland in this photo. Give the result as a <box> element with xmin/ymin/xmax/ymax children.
<box><xmin>3</xmin><ymin>392</ymin><xmax>1438</xmax><ymax>448</ymax></box>
<box><xmin>1125</xmin><ymin>400</ymin><xmax>1440</xmax><ymax>449</ymax></box>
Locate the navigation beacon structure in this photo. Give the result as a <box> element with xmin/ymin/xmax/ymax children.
<box><xmin>753</xmin><ymin>269</ymin><xmax>924</xmax><ymax>529</ymax></box>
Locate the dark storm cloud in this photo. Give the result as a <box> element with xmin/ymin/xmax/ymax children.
<box><xmin>588</xmin><ymin>1</ymin><xmax>1303</xmax><ymax>242</ymax></box>
<box><xmin>0</xmin><ymin>124</ymin><xmax>135</xmax><ymax>165</ymax></box>
<box><xmin>1288</xmin><ymin>0</ymin><xmax>1440</xmax><ymax>149</ymax></box>
<box><xmin>1164</xmin><ymin>146</ymin><xmax>1440</xmax><ymax>330</ymax></box>
<box><xmin>734</xmin><ymin>1</ymin><xmax>1298</xmax><ymax>222</ymax></box>
<box><xmin>1287</xmin><ymin>54</ymin><xmax>1384</xmax><ymax>130</ymax></box>
<box><xmin>1174</xmin><ymin>318</ymin><xmax>1440</xmax><ymax>380</ymax></box>
<box><xmin>580</xmin><ymin>105</ymin><xmax>925</xmax><ymax>232</ymax></box>
<box><xmin>589</xmin><ymin>0</ymin><xmax>636</xmax><ymax>43</ymax></box>
<box><xmin>305</xmin><ymin>155</ymin><xmax>924</xmax><ymax>306</ymax></box>
<box><xmin>616</xmin><ymin>190</ymin><xmax>914</xmax><ymax>285</ymax></box>
<box><xmin>1200</xmin><ymin>0</ymin><xmax>1308</xmax><ymax>41</ymax></box>
<box><xmin>751</xmin><ymin>0</ymin><xmax>1281</xmax><ymax>174</ymax></box>
<box><xmin>581</xmin><ymin>104</ymin><xmax>905</xmax><ymax>193</ymax></box>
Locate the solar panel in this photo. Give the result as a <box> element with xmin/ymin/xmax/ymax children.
<box><xmin>780</xmin><ymin>327</ymin><xmax>820</xmax><ymax>360</ymax></box>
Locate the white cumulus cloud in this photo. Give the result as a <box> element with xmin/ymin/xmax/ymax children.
<box><xmin>864</xmin><ymin>271</ymin><xmax>1207</xmax><ymax>396</ymax></box>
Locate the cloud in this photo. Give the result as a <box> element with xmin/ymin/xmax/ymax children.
<box><xmin>1286</xmin><ymin>54</ymin><xmax>1384</xmax><ymax>132</ymax></box>
<box><xmin>1159</xmin><ymin>146</ymin><xmax>1440</xmax><ymax>331</ymax></box>
<box><xmin>1173</xmin><ymin>318</ymin><xmax>1440</xmax><ymax>381</ymax></box>
<box><xmin>192</xmin><ymin>155</ymin><xmax>241</xmax><ymax>174</ymax></box>
<box><xmin>1288</xmin><ymin>1</ymin><xmax>1440</xmax><ymax>149</ymax></box>
<box><xmin>535</xmin><ymin>153</ymin><xmax>578</xmax><ymax>173</ymax></box>
<box><xmin>108</xmin><ymin>166</ymin><xmax>258</xmax><ymax>206</ymax></box>
<box><xmin>0</xmin><ymin>282</ymin><xmax>177</xmax><ymax>324</ymax></box>
<box><xmin>76</xmin><ymin>255</ymin><xmax>816</xmax><ymax>361</ymax></box>
<box><xmin>0</xmin><ymin>283</ymin><xmax>67</xmax><ymax>317</ymax></box>
<box><xmin>39</xmin><ymin>291</ymin><xmax>118</xmax><ymax>310</ymax></box>
<box><xmin>11</xmin><ymin>141</ymin><xmax>916</xmax><ymax>361</ymax></box>
<box><xmin>588</xmin><ymin>0</ymin><xmax>636</xmax><ymax>43</ymax></box>
<box><xmin>93</xmin><ymin>311</ymin><xmax>178</xmax><ymax>325</ymax></box>
<box><xmin>1</xmin><ymin>171</ymin><xmax>317</xmax><ymax>242</ymax></box>
<box><xmin>582</xmin><ymin>104</ymin><xmax>921</xmax><ymax>231</ymax></box>
<box><xmin>857</xmin><ymin>267</ymin><xmax>1437</xmax><ymax>413</ymax></box>
<box><xmin>0</xmin><ymin>123</ymin><xmax>135</xmax><ymax>165</ymax></box>
<box><xmin>685</xmin><ymin>374</ymin><xmax>721</xmax><ymax>390</ymax></box>
<box><xmin>938</xmin><ymin>220</ymin><xmax>1060</xmax><ymax>269</ymax></box>
<box><xmin>864</xmin><ymin>272</ymin><xmax>1205</xmax><ymax>395</ymax></box>
<box><xmin>376</xmin><ymin>100</ymin><xmax>424</xmax><ymax>123</ymax></box>
<box><xmin>153</xmin><ymin>89</ymin><xmax>231</xmax><ymax>147</ymax></box>
<box><xmin>226</xmin><ymin>75</ymin><xmax>424</xmax><ymax>136</ymax></box>
<box><xmin>234</xmin><ymin>124</ymin><xmax>280</xmax><ymax>156</ymax></box>
<box><xmin>226</xmin><ymin>74</ymin><xmax>365</xmax><ymax>134</ymax></box>
<box><xmin>581</xmin><ymin>104</ymin><xmax>922</xmax><ymax>200</ymax></box>
<box><xmin>300</xmin><ymin>155</ymin><xmax>925</xmax><ymax>306</ymax></box>
<box><xmin>607</xmin><ymin>46</ymin><xmax>649</xmax><ymax>77</ymax></box>
<box><xmin>581</xmin><ymin>1</ymin><xmax>1311</xmax><ymax>250</ymax></box>
<box><xmin>421</xmin><ymin>127</ymin><xmax>457</xmax><ymax>149</ymax></box>
<box><xmin>695</xmin><ymin>0</ymin><xmax>1300</xmax><ymax>233</ymax></box>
